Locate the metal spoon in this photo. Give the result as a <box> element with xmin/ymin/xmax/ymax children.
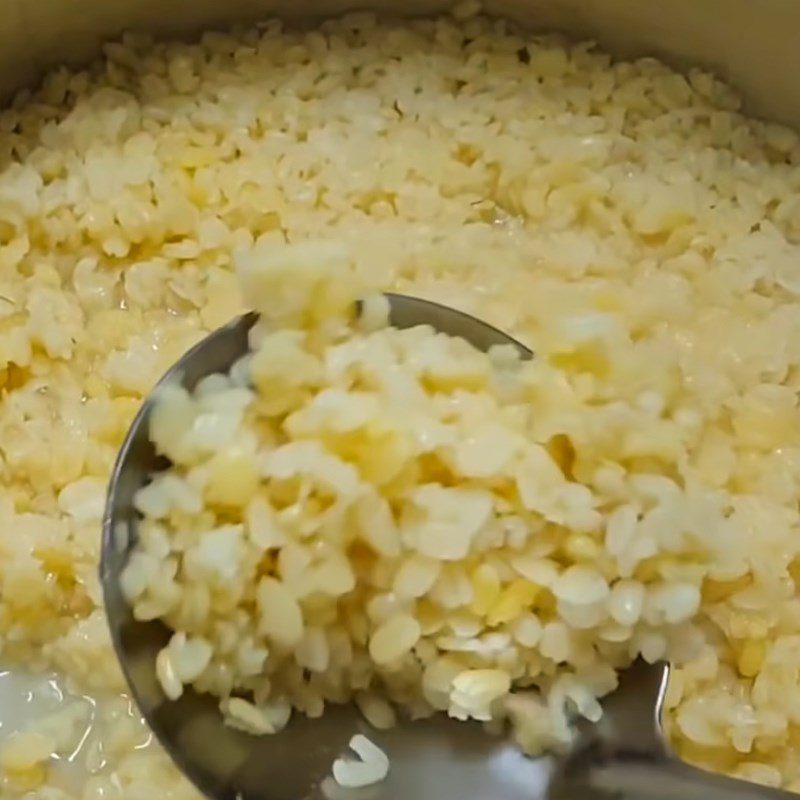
<box><xmin>549</xmin><ymin>659</ymin><xmax>792</xmax><ymax>800</ymax></box>
<box><xmin>101</xmin><ymin>294</ymin><xmax>792</xmax><ymax>800</ymax></box>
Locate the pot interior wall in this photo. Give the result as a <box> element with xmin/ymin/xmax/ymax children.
<box><xmin>0</xmin><ymin>0</ymin><xmax>799</xmax><ymax>129</ymax></box>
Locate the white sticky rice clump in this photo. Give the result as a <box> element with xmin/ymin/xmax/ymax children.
<box><xmin>127</xmin><ymin>254</ymin><xmax>588</xmax><ymax>747</ymax></box>
<box><xmin>331</xmin><ymin>734</ymin><xmax>390</xmax><ymax>788</ymax></box>
<box><xmin>3</xmin><ymin>9</ymin><xmax>800</xmax><ymax>797</ymax></box>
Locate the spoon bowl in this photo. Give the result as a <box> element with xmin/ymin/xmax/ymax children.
<box><xmin>101</xmin><ymin>294</ymin><xmax>539</xmax><ymax>800</ymax></box>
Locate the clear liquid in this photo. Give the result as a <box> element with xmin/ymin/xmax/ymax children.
<box><xmin>0</xmin><ymin>666</ymin><xmax>153</xmax><ymax>792</ymax></box>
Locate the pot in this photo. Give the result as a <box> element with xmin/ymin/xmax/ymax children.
<box><xmin>1</xmin><ymin>0</ymin><xmax>799</xmax><ymax>128</ymax></box>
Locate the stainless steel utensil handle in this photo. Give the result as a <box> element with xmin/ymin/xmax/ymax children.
<box><xmin>584</xmin><ymin>757</ymin><xmax>795</xmax><ymax>800</ymax></box>
<box><xmin>551</xmin><ymin>662</ymin><xmax>796</xmax><ymax>800</ymax></box>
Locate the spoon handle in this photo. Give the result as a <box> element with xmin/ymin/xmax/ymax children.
<box><xmin>579</xmin><ymin>756</ymin><xmax>794</xmax><ymax>800</ymax></box>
